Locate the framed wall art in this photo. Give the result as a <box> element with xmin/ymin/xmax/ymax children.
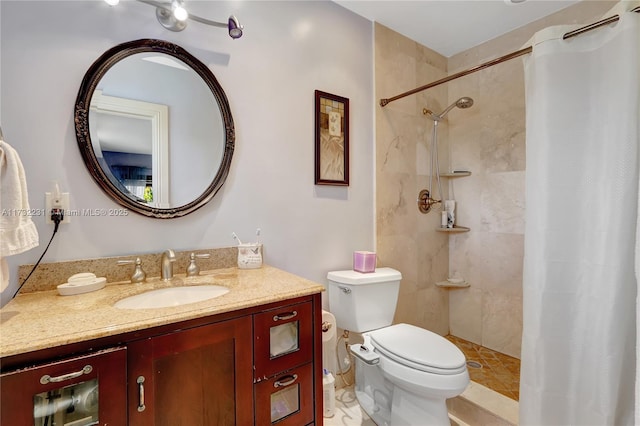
<box><xmin>314</xmin><ymin>90</ymin><xmax>349</xmax><ymax>186</ymax></box>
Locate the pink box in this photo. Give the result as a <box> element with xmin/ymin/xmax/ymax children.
<box><xmin>353</xmin><ymin>251</ymin><xmax>377</xmax><ymax>273</ymax></box>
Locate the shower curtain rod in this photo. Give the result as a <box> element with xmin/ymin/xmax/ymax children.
<box><xmin>379</xmin><ymin>6</ymin><xmax>640</xmax><ymax>107</ymax></box>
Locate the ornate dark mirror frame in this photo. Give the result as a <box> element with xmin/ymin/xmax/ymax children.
<box><xmin>74</xmin><ymin>39</ymin><xmax>235</xmax><ymax>219</ymax></box>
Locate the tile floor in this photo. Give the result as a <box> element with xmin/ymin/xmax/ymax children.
<box><xmin>445</xmin><ymin>335</ymin><xmax>521</xmax><ymax>401</ymax></box>
<box><xmin>323</xmin><ymin>386</ymin><xmax>376</xmax><ymax>426</ymax></box>
<box><xmin>323</xmin><ymin>386</ymin><xmax>472</xmax><ymax>426</ymax></box>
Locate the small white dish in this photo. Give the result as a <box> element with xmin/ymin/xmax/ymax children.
<box><xmin>57</xmin><ymin>275</ymin><xmax>106</xmax><ymax>296</ymax></box>
<box><xmin>447</xmin><ymin>277</ymin><xmax>465</xmax><ymax>284</ymax></box>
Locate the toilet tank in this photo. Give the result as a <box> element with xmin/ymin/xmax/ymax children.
<box><xmin>327</xmin><ymin>268</ymin><xmax>402</xmax><ymax>333</ymax></box>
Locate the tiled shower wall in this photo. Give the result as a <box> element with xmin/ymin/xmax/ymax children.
<box><xmin>375</xmin><ymin>23</ymin><xmax>451</xmax><ymax>335</ymax></box>
<box><xmin>375</xmin><ymin>1</ymin><xmax>616</xmax><ymax>358</ymax></box>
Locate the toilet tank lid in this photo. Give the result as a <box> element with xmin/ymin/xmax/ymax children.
<box><xmin>327</xmin><ymin>267</ymin><xmax>401</xmax><ymax>285</ymax></box>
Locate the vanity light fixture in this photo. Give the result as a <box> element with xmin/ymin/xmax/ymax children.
<box><xmin>171</xmin><ymin>0</ymin><xmax>188</xmax><ymax>22</ymax></box>
<box><xmin>106</xmin><ymin>0</ymin><xmax>244</xmax><ymax>39</ymax></box>
<box><xmin>228</xmin><ymin>15</ymin><xmax>243</xmax><ymax>39</ymax></box>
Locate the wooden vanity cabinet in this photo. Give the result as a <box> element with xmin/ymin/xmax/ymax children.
<box><xmin>127</xmin><ymin>315</ymin><xmax>254</xmax><ymax>426</ymax></box>
<box><xmin>254</xmin><ymin>300</ymin><xmax>314</xmax><ymax>379</ymax></box>
<box><xmin>1</xmin><ymin>293</ymin><xmax>323</xmax><ymax>425</ymax></box>
<box><xmin>124</xmin><ymin>296</ymin><xmax>323</xmax><ymax>426</ymax></box>
<box><xmin>0</xmin><ymin>346</ymin><xmax>127</xmax><ymax>425</ymax></box>
<box><xmin>254</xmin><ymin>362</ymin><xmax>315</xmax><ymax>426</ymax></box>
<box><xmin>253</xmin><ymin>300</ymin><xmax>319</xmax><ymax>425</ymax></box>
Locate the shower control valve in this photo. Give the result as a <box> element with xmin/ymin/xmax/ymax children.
<box><xmin>418</xmin><ymin>189</ymin><xmax>441</xmax><ymax>214</ymax></box>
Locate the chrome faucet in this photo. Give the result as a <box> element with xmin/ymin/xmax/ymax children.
<box><xmin>161</xmin><ymin>249</ymin><xmax>176</xmax><ymax>281</ymax></box>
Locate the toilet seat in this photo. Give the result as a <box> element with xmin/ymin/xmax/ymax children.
<box><xmin>367</xmin><ymin>323</ymin><xmax>467</xmax><ymax>375</ymax></box>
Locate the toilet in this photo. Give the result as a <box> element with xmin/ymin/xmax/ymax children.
<box><xmin>327</xmin><ymin>268</ymin><xmax>469</xmax><ymax>426</ymax></box>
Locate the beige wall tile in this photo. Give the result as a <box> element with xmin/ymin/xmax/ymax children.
<box><xmin>375</xmin><ymin>23</ymin><xmax>449</xmax><ymax>334</ymax></box>
<box><xmin>482</xmin><ymin>293</ymin><xmax>523</xmax><ymax>358</ymax></box>
<box><xmin>449</xmin><ymin>287</ymin><xmax>482</xmax><ymax>344</ymax></box>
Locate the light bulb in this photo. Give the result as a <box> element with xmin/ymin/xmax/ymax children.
<box><xmin>104</xmin><ymin>0</ymin><xmax>119</xmax><ymax>6</ymax></box>
<box><xmin>172</xmin><ymin>2</ymin><xmax>188</xmax><ymax>21</ymax></box>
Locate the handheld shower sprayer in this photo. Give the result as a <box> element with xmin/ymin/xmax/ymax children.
<box><xmin>418</xmin><ymin>97</ymin><xmax>474</xmax><ymax>214</ymax></box>
<box><xmin>422</xmin><ymin>97</ymin><xmax>474</xmax><ymax>122</ymax></box>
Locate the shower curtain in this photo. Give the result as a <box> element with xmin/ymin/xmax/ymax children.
<box><xmin>520</xmin><ymin>9</ymin><xmax>639</xmax><ymax>426</ymax></box>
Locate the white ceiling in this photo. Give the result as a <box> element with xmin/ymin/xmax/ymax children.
<box><xmin>333</xmin><ymin>0</ymin><xmax>582</xmax><ymax>57</ymax></box>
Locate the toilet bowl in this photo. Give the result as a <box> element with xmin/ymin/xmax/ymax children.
<box><xmin>327</xmin><ymin>269</ymin><xmax>469</xmax><ymax>425</ymax></box>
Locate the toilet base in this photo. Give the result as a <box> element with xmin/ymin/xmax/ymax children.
<box><xmin>390</xmin><ymin>386</ymin><xmax>450</xmax><ymax>426</ymax></box>
<box><xmin>355</xmin><ymin>358</ymin><xmax>393</xmax><ymax>426</ymax></box>
<box><xmin>354</xmin><ymin>356</ymin><xmax>455</xmax><ymax>426</ymax></box>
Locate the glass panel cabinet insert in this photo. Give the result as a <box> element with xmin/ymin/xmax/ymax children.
<box><xmin>1</xmin><ymin>347</ymin><xmax>127</xmax><ymax>425</ymax></box>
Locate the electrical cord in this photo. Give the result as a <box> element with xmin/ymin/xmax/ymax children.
<box><xmin>11</xmin><ymin>210</ymin><xmax>63</xmax><ymax>300</ymax></box>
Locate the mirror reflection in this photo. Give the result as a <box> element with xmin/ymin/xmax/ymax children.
<box><xmin>75</xmin><ymin>39</ymin><xmax>234</xmax><ymax>218</ymax></box>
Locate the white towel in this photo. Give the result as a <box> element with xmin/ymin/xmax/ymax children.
<box><xmin>0</xmin><ymin>140</ymin><xmax>39</xmax><ymax>259</ymax></box>
<box><xmin>0</xmin><ymin>258</ymin><xmax>8</xmax><ymax>293</ymax></box>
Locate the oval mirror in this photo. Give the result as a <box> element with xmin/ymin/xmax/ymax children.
<box><xmin>74</xmin><ymin>39</ymin><xmax>234</xmax><ymax>218</ymax></box>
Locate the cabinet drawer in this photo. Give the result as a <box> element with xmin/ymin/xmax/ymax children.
<box><xmin>255</xmin><ymin>362</ymin><xmax>314</xmax><ymax>426</ymax></box>
<box><xmin>254</xmin><ymin>301</ymin><xmax>313</xmax><ymax>379</ymax></box>
<box><xmin>0</xmin><ymin>346</ymin><xmax>127</xmax><ymax>426</ymax></box>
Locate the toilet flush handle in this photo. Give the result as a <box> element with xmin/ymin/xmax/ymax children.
<box><xmin>338</xmin><ymin>286</ymin><xmax>351</xmax><ymax>294</ymax></box>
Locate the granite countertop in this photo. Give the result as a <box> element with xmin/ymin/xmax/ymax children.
<box><xmin>0</xmin><ymin>265</ymin><xmax>324</xmax><ymax>359</ymax></box>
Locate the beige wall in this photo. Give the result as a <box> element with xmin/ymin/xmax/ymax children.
<box><xmin>375</xmin><ymin>1</ymin><xmax>616</xmax><ymax>357</ymax></box>
<box><xmin>375</xmin><ymin>23</ymin><xmax>451</xmax><ymax>335</ymax></box>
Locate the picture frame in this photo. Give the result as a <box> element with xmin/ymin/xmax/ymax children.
<box><xmin>314</xmin><ymin>90</ymin><xmax>349</xmax><ymax>186</ymax></box>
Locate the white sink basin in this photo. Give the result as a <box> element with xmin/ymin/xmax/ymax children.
<box><xmin>114</xmin><ymin>285</ymin><xmax>229</xmax><ymax>309</ymax></box>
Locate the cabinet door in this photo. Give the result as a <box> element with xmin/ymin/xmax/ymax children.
<box><xmin>0</xmin><ymin>346</ymin><xmax>127</xmax><ymax>425</ymax></box>
<box><xmin>254</xmin><ymin>301</ymin><xmax>313</xmax><ymax>379</ymax></box>
<box><xmin>255</xmin><ymin>362</ymin><xmax>314</xmax><ymax>426</ymax></box>
<box><xmin>128</xmin><ymin>316</ymin><xmax>253</xmax><ymax>426</ymax></box>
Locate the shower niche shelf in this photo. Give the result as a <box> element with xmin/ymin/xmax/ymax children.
<box><xmin>436</xmin><ymin>226</ymin><xmax>470</xmax><ymax>233</ymax></box>
<box><xmin>439</xmin><ymin>171</ymin><xmax>471</xmax><ymax>178</ymax></box>
<box><xmin>436</xmin><ymin>279</ymin><xmax>470</xmax><ymax>288</ymax></box>
<box><xmin>434</xmin><ymin>170</ymin><xmax>471</xmax><ymax>231</ymax></box>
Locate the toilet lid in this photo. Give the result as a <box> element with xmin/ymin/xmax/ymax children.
<box><xmin>368</xmin><ymin>324</ymin><xmax>467</xmax><ymax>374</ymax></box>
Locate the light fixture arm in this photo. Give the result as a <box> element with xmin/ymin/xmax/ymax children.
<box><xmin>133</xmin><ymin>0</ymin><xmax>243</xmax><ymax>38</ymax></box>
<box><xmin>188</xmin><ymin>14</ymin><xmax>227</xmax><ymax>29</ymax></box>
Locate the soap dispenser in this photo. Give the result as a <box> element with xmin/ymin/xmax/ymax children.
<box><xmin>186</xmin><ymin>253</ymin><xmax>211</xmax><ymax>277</ymax></box>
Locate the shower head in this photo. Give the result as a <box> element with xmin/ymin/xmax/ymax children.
<box><xmin>438</xmin><ymin>97</ymin><xmax>474</xmax><ymax>118</ymax></box>
<box><xmin>423</xmin><ymin>97</ymin><xmax>474</xmax><ymax>121</ymax></box>
<box><xmin>455</xmin><ymin>97</ymin><xmax>474</xmax><ymax>109</ymax></box>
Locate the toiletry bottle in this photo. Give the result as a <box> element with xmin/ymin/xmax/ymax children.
<box><xmin>323</xmin><ymin>369</ymin><xmax>335</xmax><ymax>418</ymax></box>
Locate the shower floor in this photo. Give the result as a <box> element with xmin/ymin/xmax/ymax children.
<box><xmin>445</xmin><ymin>335</ymin><xmax>521</xmax><ymax>401</ymax></box>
